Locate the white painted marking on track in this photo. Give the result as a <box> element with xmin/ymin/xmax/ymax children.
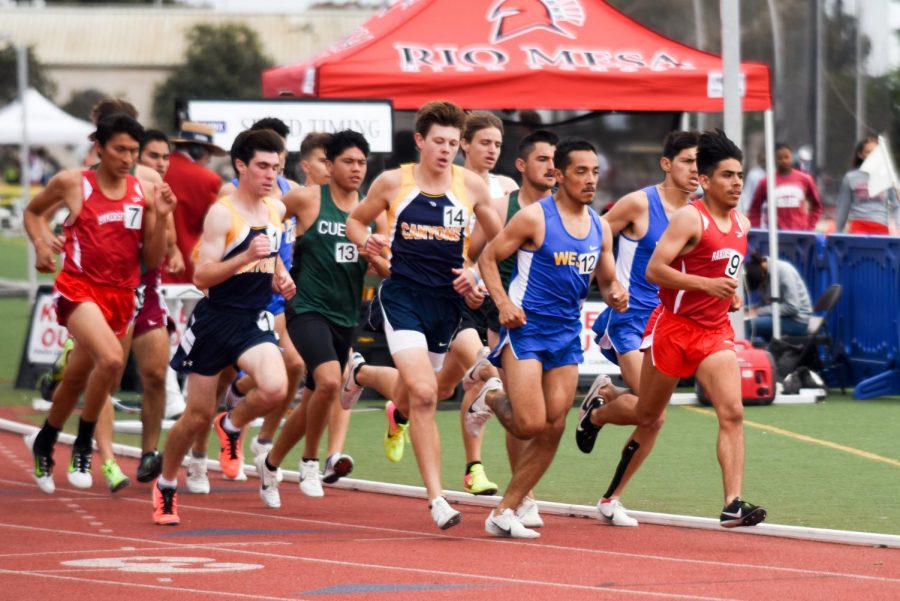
<box><xmin>99</xmin><ymin>530</ymin><xmax>113</xmax><ymax>534</ymax></box>
<box><xmin>61</xmin><ymin>556</ymin><xmax>263</xmax><ymax>574</ymax></box>
<box><xmin>157</xmin><ymin>577</ymin><xmax>172</xmax><ymax>582</ymax></box>
<box><xmin>89</xmin><ymin>522</ymin><xmax>103</xmax><ymax>527</ymax></box>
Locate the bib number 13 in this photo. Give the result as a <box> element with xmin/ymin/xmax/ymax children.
<box><xmin>335</xmin><ymin>242</ymin><xmax>358</xmax><ymax>263</ymax></box>
<box><xmin>443</xmin><ymin>206</ymin><xmax>467</xmax><ymax>228</ymax></box>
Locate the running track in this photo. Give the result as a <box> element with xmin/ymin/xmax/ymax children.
<box><xmin>0</xmin><ymin>428</ymin><xmax>897</xmax><ymax>600</ymax></box>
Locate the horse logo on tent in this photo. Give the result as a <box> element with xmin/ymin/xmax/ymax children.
<box><xmin>487</xmin><ymin>0</ymin><xmax>586</xmax><ymax>43</ymax></box>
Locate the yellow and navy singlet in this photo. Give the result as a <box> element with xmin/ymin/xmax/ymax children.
<box><xmin>387</xmin><ymin>163</ymin><xmax>472</xmax><ymax>289</ymax></box>
<box><xmin>206</xmin><ymin>196</ymin><xmax>283</xmax><ymax>311</ymax></box>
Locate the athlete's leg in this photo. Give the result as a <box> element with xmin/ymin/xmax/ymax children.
<box><xmin>483</xmin><ymin>347</ymin><xmax>546</xmax><ymax>439</ymax></box>
<box><xmin>230</xmin><ymin>343</ymin><xmax>287</xmax><ymax>429</ymax></box>
<box><xmin>132</xmin><ymin>326</ymin><xmax>169</xmax><ymax>454</ymax></box>
<box><xmin>325</xmin><ymin>399</ymin><xmax>350</xmax><ymax>457</ymax></box>
<box><xmin>160</xmin><ymin>372</ymin><xmax>219</xmax><ymax>481</ymax></box>
<box><xmin>355</xmin><ymin>363</ymin><xmax>399</xmax><ymax>399</ymax></box>
<box><xmin>616</xmin><ymin>349</ymin><xmax>645</xmax><ymax>394</ymax></box>
<box><xmin>438</xmin><ymin>329</ymin><xmax>485</xmax><ymax>465</ymax></box>
<box><xmin>96</xmin><ymin>331</ymin><xmax>133</xmax><ymax>464</ymax></box>
<box><xmin>695</xmin><ymin>349</ymin><xmax>744</xmax><ymax>504</ymax></box>
<box><xmin>257</xmin><ymin>313</ymin><xmax>305</xmax><ymax>443</ymax></box>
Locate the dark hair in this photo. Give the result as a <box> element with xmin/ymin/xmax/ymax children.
<box><xmin>462</xmin><ymin>111</ymin><xmax>503</xmax><ymax>142</ymax></box>
<box><xmin>517</xmin><ymin>129</ymin><xmax>559</xmax><ymax>160</ymax></box>
<box><xmin>230</xmin><ymin>128</ymin><xmax>285</xmax><ymax>172</ymax></box>
<box><xmin>325</xmin><ymin>129</ymin><xmax>370</xmax><ymax>162</ymax></box>
<box><xmin>94</xmin><ymin>113</ymin><xmax>145</xmax><ymax>146</ymax></box>
<box><xmin>140</xmin><ymin>129</ymin><xmax>170</xmax><ymax>154</ymax></box>
<box><xmin>745</xmin><ymin>251</ymin><xmax>765</xmax><ymax>291</ymax></box>
<box><xmin>251</xmin><ymin>117</ymin><xmax>290</xmax><ymax>140</ymax></box>
<box><xmin>415</xmin><ymin>100</ymin><xmax>466</xmax><ymax>138</ymax></box>
<box><xmin>91</xmin><ymin>98</ymin><xmax>138</xmax><ymax>124</ymax></box>
<box><xmin>697</xmin><ymin>129</ymin><xmax>743</xmax><ymax>177</ymax></box>
<box><xmin>662</xmin><ymin>130</ymin><xmax>700</xmax><ymax>160</ymax></box>
<box><xmin>554</xmin><ymin>138</ymin><xmax>596</xmax><ymax>173</ymax></box>
<box><xmin>299</xmin><ymin>132</ymin><xmax>331</xmax><ymax>160</ymax></box>
<box><xmin>775</xmin><ymin>142</ymin><xmax>791</xmax><ymax>153</ymax></box>
<box><xmin>852</xmin><ymin>135</ymin><xmax>878</xmax><ymax>168</ymax></box>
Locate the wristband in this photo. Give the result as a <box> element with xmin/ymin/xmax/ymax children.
<box><xmin>363</xmin><ymin>234</ymin><xmax>373</xmax><ymax>253</ymax></box>
<box><xmin>468</xmin><ymin>267</ymin><xmax>482</xmax><ymax>285</ymax></box>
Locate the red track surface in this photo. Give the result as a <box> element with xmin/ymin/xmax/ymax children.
<box><xmin>0</xmin><ymin>428</ymin><xmax>897</xmax><ymax>601</ymax></box>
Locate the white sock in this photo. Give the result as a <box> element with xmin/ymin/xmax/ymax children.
<box><xmin>157</xmin><ymin>476</ymin><xmax>177</xmax><ymax>489</ymax></box>
<box><xmin>222</xmin><ymin>413</ymin><xmax>240</xmax><ymax>434</ymax></box>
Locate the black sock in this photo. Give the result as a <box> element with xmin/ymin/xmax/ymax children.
<box><xmin>74</xmin><ymin>418</ymin><xmax>96</xmax><ymax>450</ymax></box>
<box><xmin>231</xmin><ymin>380</ymin><xmax>245</xmax><ymax>398</ymax></box>
<box><xmin>465</xmin><ymin>461</ymin><xmax>482</xmax><ymax>475</ymax></box>
<box><xmin>352</xmin><ymin>362</ymin><xmax>364</xmax><ymax>385</ymax></box>
<box><xmin>256</xmin><ymin>438</ymin><xmax>272</xmax><ymax>446</ymax></box>
<box><xmin>33</xmin><ymin>420</ymin><xmax>60</xmax><ymax>456</ymax></box>
<box><xmin>302</xmin><ymin>456</ymin><xmax>318</xmax><ymax>463</ymax></box>
<box><xmin>393</xmin><ymin>408</ymin><xmax>408</xmax><ymax>425</ymax></box>
<box><xmin>264</xmin><ymin>457</ymin><xmax>278</xmax><ymax>472</ymax></box>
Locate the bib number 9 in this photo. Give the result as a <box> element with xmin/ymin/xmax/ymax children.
<box><xmin>443</xmin><ymin>206</ymin><xmax>467</xmax><ymax>228</ymax></box>
<box><xmin>335</xmin><ymin>242</ymin><xmax>358</xmax><ymax>263</ymax></box>
<box><xmin>725</xmin><ymin>252</ymin><xmax>743</xmax><ymax>280</ymax></box>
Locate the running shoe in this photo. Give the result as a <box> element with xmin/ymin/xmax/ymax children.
<box><xmin>152</xmin><ymin>480</ymin><xmax>180</xmax><ymax>525</ymax></box>
<box><xmin>186</xmin><ymin>455</ymin><xmax>210</xmax><ymax>494</ymax></box>
<box><xmin>102</xmin><ymin>459</ymin><xmax>130</xmax><ymax>493</ymax></box>
<box><xmin>67</xmin><ymin>445</ymin><xmax>93</xmax><ymax>489</ymax></box>
<box><xmin>213</xmin><ymin>412</ymin><xmax>244</xmax><ymax>479</ymax></box>
<box><xmin>581</xmin><ymin>374</ymin><xmax>612</xmax><ymax>413</ymax></box>
<box><xmin>597</xmin><ymin>498</ymin><xmax>638</xmax><ymax>527</ymax></box>
<box><xmin>429</xmin><ymin>496</ymin><xmax>461</xmax><ymax>530</ymax></box>
<box><xmin>720</xmin><ymin>497</ymin><xmax>767</xmax><ymax>528</ymax></box>
<box><xmin>299</xmin><ymin>459</ymin><xmax>324</xmax><ymax>497</ymax></box>
<box><xmin>383</xmin><ymin>401</ymin><xmax>408</xmax><ymax>463</ymax></box>
<box><xmin>485</xmin><ymin>508</ymin><xmax>539</xmax><ymax>539</ymax></box>
<box><xmin>251</xmin><ymin>437</ymin><xmax>282</xmax><ymax>482</ymax></box>
<box><xmin>223</xmin><ymin>463</ymin><xmax>247</xmax><ymax>481</ymax></box>
<box><xmin>462</xmin><ymin>346</ymin><xmax>492</xmax><ymax>391</ymax></box>
<box><xmin>464</xmin><ymin>377</ymin><xmax>501</xmax><ymax>438</ymax></box>
<box><xmin>255</xmin><ymin>452</ymin><xmax>281</xmax><ymax>509</ymax></box>
<box><xmin>24</xmin><ymin>431</ymin><xmax>55</xmax><ymax>494</ymax></box>
<box><xmin>575</xmin><ymin>397</ymin><xmax>603</xmax><ymax>454</ymax></box>
<box><xmin>463</xmin><ymin>463</ymin><xmax>498</xmax><ymax>496</ymax></box>
<box><xmin>516</xmin><ymin>497</ymin><xmax>544</xmax><ymax>528</ymax></box>
<box><xmin>340</xmin><ymin>352</ymin><xmax>366</xmax><ymax>410</ymax></box>
<box><xmin>136</xmin><ymin>450</ymin><xmax>162</xmax><ymax>483</ymax></box>
<box><xmin>164</xmin><ymin>393</ymin><xmax>186</xmax><ymax>420</ymax></box>
<box><xmin>322</xmin><ymin>452</ymin><xmax>354</xmax><ymax>484</ymax></box>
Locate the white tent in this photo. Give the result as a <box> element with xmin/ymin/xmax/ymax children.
<box><xmin>0</xmin><ymin>88</ymin><xmax>93</xmax><ymax>145</ymax></box>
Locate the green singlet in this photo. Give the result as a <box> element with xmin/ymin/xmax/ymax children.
<box><xmin>497</xmin><ymin>190</ymin><xmax>521</xmax><ymax>291</ymax></box>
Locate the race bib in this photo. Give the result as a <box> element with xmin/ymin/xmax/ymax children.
<box><xmin>724</xmin><ymin>251</ymin><xmax>743</xmax><ymax>280</ymax></box>
<box><xmin>123</xmin><ymin>204</ymin><xmax>143</xmax><ymax>230</ymax></box>
<box><xmin>283</xmin><ymin>220</ymin><xmax>296</xmax><ymax>246</ymax></box>
<box><xmin>257</xmin><ymin>310</ymin><xmax>275</xmax><ymax>332</ymax></box>
<box><xmin>576</xmin><ymin>252</ymin><xmax>599</xmax><ymax>275</ymax></box>
<box><xmin>443</xmin><ymin>206</ymin><xmax>467</xmax><ymax>228</ymax></box>
<box><xmin>335</xmin><ymin>242</ymin><xmax>358</xmax><ymax>263</ymax></box>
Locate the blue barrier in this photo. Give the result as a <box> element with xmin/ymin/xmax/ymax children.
<box><xmin>747</xmin><ymin>230</ymin><xmax>900</xmax><ymax>398</ymax></box>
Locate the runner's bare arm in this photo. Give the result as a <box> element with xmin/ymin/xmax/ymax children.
<box><xmin>24</xmin><ymin>169</ymin><xmax>81</xmax><ymax>272</ymax></box>
<box><xmin>281</xmin><ymin>185</ymin><xmax>320</xmax><ymax>236</ymax></box>
<box><xmin>594</xmin><ymin>217</ymin><xmax>628</xmax><ymax>312</ymax></box>
<box><xmin>142</xmin><ymin>182</ymin><xmax>175</xmax><ymax>270</ymax></box>
<box><xmin>192</xmin><ymin>203</ymin><xmax>269</xmax><ymax>289</ymax></box>
<box><xmin>347</xmin><ymin>169</ymin><xmax>397</xmax><ymax>256</ymax></box>
<box><xmin>366</xmin><ymin>212</ymin><xmax>391</xmax><ymax>278</ymax></box>
<box><xmin>602</xmin><ymin>190</ymin><xmax>645</xmax><ymax>237</ymax></box>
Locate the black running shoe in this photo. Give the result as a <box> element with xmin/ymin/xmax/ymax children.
<box><xmin>720</xmin><ymin>497</ymin><xmax>767</xmax><ymax>528</ymax></box>
<box><xmin>575</xmin><ymin>397</ymin><xmax>603</xmax><ymax>454</ymax></box>
<box><xmin>137</xmin><ymin>451</ymin><xmax>163</xmax><ymax>483</ymax></box>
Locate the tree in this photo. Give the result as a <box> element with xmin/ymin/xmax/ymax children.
<box><xmin>62</xmin><ymin>88</ymin><xmax>110</xmax><ymax>122</ymax></box>
<box><xmin>152</xmin><ymin>23</ymin><xmax>274</xmax><ymax>128</ymax></box>
<box><xmin>0</xmin><ymin>44</ymin><xmax>57</xmax><ymax>106</ymax></box>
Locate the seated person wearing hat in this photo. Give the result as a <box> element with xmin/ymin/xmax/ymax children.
<box><xmin>744</xmin><ymin>252</ymin><xmax>812</xmax><ymax>341</ymax></box>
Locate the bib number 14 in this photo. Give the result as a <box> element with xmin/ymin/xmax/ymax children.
<box><xmin>443</xmin><ymin>206</ymin><xmax>467</xmax><ymax>228</ymax></box>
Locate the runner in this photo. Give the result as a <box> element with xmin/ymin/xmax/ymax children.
<box><xmin>255</xmin><ymin>130</ymin><xmax>389</xmax><ymax>507</ymax></box>
<box><xmin>577</xmin><ymin>129</ymin><xmax>767</xmax><ymax>529</ymax></box>
<box><xmin>469</xmin><ymin>138</ymin><xmax>627</xmax><ymax>538</ymax></box>
<box><xmin>23</xmin><ymin>113</ymin><xmax>172</xmax><ymax>494</ymax></box>
<box><xmin>152</xmin><ymin>128</ymin><xmax>293</xmax><ymax>525</ymax></box>
<box><xmin>345</xmin><ymin>100</ymin><xmax>501</xmax><ymax>529</ymax></box>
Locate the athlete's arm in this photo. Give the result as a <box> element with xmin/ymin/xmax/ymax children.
<box><xmin>142</xmin><ymin>181</ymin><xmax>176</xmax><ymax>270</ymax></box>
<box><xmin>646</xmin><ymin>206</ymin><xmax>737</xmax><ymax>299</ymax></box>
<box><xmin>24</xmin><ymin>169</ymin><xmax>81</xmax><ymax>273</ymax></box>
<box><xmin>496</xmin><ymin>173</ymin><xmax>519</xmax><ymax>196</ymax></box>
<box><xmin>218</xmin><ymin>181</ymin><xmax>236</xmax><ymax>198</ymax></box>
<box><xmin>272</xmin><ymin>255</ymin><xmax>295</xmax><ymax>300</ymax></box>
<box><xmin>281</xmin><ymin>185</ymin><xmax>320</xmax><ymax>235</ymax></box>
<box><xmin>453</xmin><ymin>171</ymin><xmax>503</xmax><ymax>295</ymax></box>
<box><xmin>594</xmin><ymin>217</ymin><xmax>628</xmax><ymax>312</ymax></box>
<box><xmin>366</xmin><ymin>212</ymin><xmax>391</xmax><ymax>278</ymax></box>
<box><xmin>192</xmin><ymin>203</ymin><xmax>269</xmax><ymax>290</ymax></box>
<box><xmin>347</xmin><ymin>169</ymin><xmax>397</xmax><ymax>258</ymax></box>
<box><xmin>478</xmin><ymin>204</ymin><xmax>543</xmax><ymax>329</ymax></box>
<box><xmin>165</xmin><ymin>212</ymin><xmax>185</xmax><ymax>275</ymax></box>
<box><xmin>602</xmin><ymin>190</ymin><xmax>645</xmax><ymax>237</ymax></box>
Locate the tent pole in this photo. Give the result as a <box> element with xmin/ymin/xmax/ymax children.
<box><xmin>764</xmin><ymin>108</ymin><xmax>781</xmax><ymax>340</ymax></box>
<box><xmin>16</xmin><ymin>44</ymin><xmax>36</xmax><ymax>303</ymax></box>
<box><xmin>721</xmin><ymin>0</ymin><xmax>743</xmax><ymax>151</ymax></box>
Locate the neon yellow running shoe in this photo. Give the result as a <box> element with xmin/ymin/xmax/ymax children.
<box><xmin>464</xmin><ymin>463</ymin><xmax>498</xmax><ymax>496</ymax></box>
<box><xmin>383</xmin><ymin>400</ymin><xmax>409</xmax><ymax>463</ymax></box>
<box><xmin>101</xmin><ymin>459</ymin><xmax>129</xmax><ymax>493</ymax></box>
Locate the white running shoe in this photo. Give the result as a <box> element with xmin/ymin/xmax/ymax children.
<box><xmin>24</xmin><ymin>431</ymin><xmax>55</xmax><ymax>494</ymax></box>
<box><xmin>516</xmin><ymin>496</ymin><xmax>544</xmax><ymax>528</ymax></box>
<box><xmin>66</xmin><ymin>445</ymin><xmax>93</xmax><ymax>489</ymax></box>
<box><xmin>340</xmin><ymin>352</ymin><xmax>366</xmax><ymax>410</ymax></box>
<box><xmin>597</xmin><ymin>498</ymin><xmax>638</xmax><ymax>527</ymax></box>
<box><xmin>251</xmin><ymin>438</ymin><xmax>282</xmax><ymax>482</ymax></box>
<box><xmin>462</xmin><ymin>346</ymin><xmax>492</xmax><ymax>391</ymax></box>
<box><xmin>429</xmin><ymin>496</ymin><xmax>461</xmax><ymax>530</ymax></box>
<box><xmin>322</xmin><ymin>452</ymin><xmax>354</xmax><ymax>484</ymax></box>
<box><xmin>580</xmin><ymin>374</ymin><xmax>612</xmax><ymax>416</ymax></box>
<box><xmin>299</xmin><ymin>459</ymin><xmax>324</xmax><ymax>497</ymax></box>
<box><xmin>186</xmin><ymin>455</ymin><xmax>210</xmax><ymax>494</ymax></box>
<box><xmin>485</xmin><ymin>508</ymin><xmax>540</xmax><ymax>539</ymax></box>
<box><xmin>164</xmin><ymin>393</ymin><xmax>186</xmax><ymax>420</ymax></box>
<box><xmin>465</xmin><ymin>376</ymin><xmax>501</xmax><ymax>437</ymax></box>
<box><xmin>255</xmin><ymin>452</ymin><xmax>281</xmax><ymax>509</ymax></box>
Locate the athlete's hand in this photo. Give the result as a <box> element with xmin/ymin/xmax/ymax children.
<box><xmin>498</xmin><ymin>300</ymin><xmax>526</xmax><ymax>329</ymax></box>
<box><xmin>167</xmin><ymin>246</ymin><xmax>185</xmax><ymax>275</ymax></box>
<box><xmin>244</xmin><ymin>235</ymin><xmax>272</xmax><ymax>262</ymax></box>
<box><xmin>273</xmin><ymin>271</ymin><xmax>296</xmax><ymax>300</ymax></box>
<box><xmin>35</xmin><ymin>244</ymin><xmax>57</xmax><ymax>273</ymax></box>
<box><xmin>363</xmin><ymin>233</ymin><xmax>388</xmax><ymax>258</ymax></box>
<box><xmin>451</xmin><ymin>267</ymin><xmax>477</xmax><ymax>296</ymax></box>
<box><xmin>704</xmin><ymin>276</ymin><xmax>738</xmax><ymax>299</ymax></box>
<box><xmin>156</xmin><ymin>183</ymin><xmax>177</xmax><ymax>216</ymax></box>
<box><xmin>464</xmin><ymin>283</ymin><xmax>487</xmax><ymax>310</ymax></box>
<box><xmin>49</xmin><ymin>233</ymin><xmax>65</xmax><ymax>255</ymax></box>
<box><xmin>606</xmin><ymin>280</ymin><xmax>629</xmax><ymax>313</ymax></box>
<box><xmin>728</xmin><ymin>293</ymin><xmax>743</xmax><ymax>312</ymax></box>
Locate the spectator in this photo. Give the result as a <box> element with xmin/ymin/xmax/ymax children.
<box><xmin>747</xmin><ymin>143</ymin><xmax>823</xmax><ymax>231</ymax></box>
<box><xmin>162</xmin><ymin>122</ymin><xmax>226</xmax><ymax>284</ymax></box>
<box><xmin>834</xmin><ymin>136</ymin><xmax>900</xmax><ymax>235</ymax></box>
<box><xmin>744</xmin><ymin>252</ymin><xmax>812</xmax><ymax>341</ymax></box>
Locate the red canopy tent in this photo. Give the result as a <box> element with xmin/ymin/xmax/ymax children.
<box><xmin>262</xmin><ymin>0</ymin><xmax>771</xmax><ymax>112</ymax></box>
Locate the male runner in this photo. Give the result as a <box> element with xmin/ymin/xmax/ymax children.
<box><xmin>577</xmin><ymin>129</ymin><xmax>767</xmax><ymax>528</ymax></box>
<box><xmin>346</xmin><ymin>100</ymin><xmax>501</xmax><ymax>529</ymax></box>
<box><xmin>255</xmin><ymin>130</ymin><xmax>388</xmax><ymax>506</ymax></box>
<box><xmin>152</xmin><ymin>128</ymin><xmax>293</xmax><ymax>525</ymax></box>
<box><xmin>470</xmin><ymin>139</ymin><xmax>627</xmax><ymax>538</ymax></box>
<box><xmin>583</xmin><ymin>130</ymin><xmax>699</xmax><ymax>526</ymax></box>
<box><xmin>23</xmin><ymin>113</ymin><xmax>172</xmax><ymax>494</ymax></box>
